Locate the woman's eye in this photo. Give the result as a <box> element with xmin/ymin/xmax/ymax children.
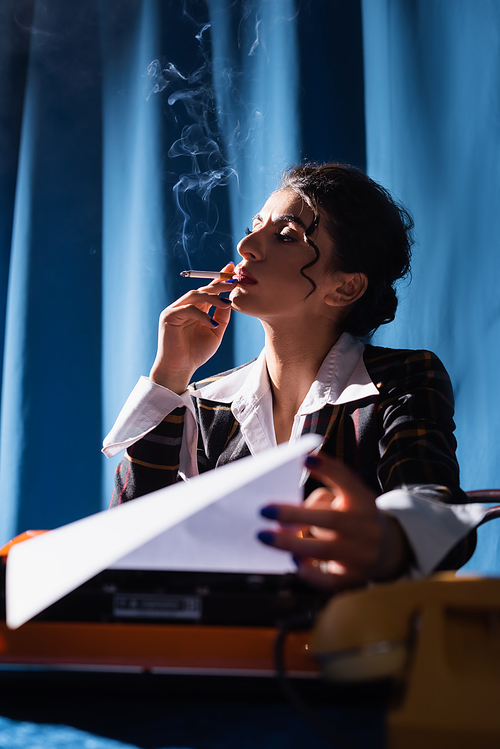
<box><xmin>244</xmin><ymin>226</ymin><xmax>252</xmax><ymax>236</ymax></box>
<box><xmin>277</xmin><ymin>231</ymin><xmax>296</xmax><ymax>242</ymax></box>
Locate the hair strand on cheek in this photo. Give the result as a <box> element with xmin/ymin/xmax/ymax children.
<box><xmin>300</xmin><ymin>238</ymin><xmax>320</xmax><ymax>298</ymax></box>
<box><xmin>299</xmin><ymin>211</ymin><xmax>321</xmax><ymax>299</ymax></box>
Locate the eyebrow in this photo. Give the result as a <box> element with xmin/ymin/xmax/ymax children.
<box><xmin>252</xmin><ymin>213</ymin><xmax>307</xmax><ymax>230</ymax></box>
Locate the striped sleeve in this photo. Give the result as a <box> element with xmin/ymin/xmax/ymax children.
<box><xmin>371</xmin><ymin>349</ymin><xmax>465</xmax><ymax>500</ymax></box>
<box><xmin>367</xmin><ymin>348</ymin><xmax>475</xmax><ymax>570</ymax></box>
<box><xmin>109</xmin><ymin>407</ymin><xmax>186</xmax><ymax>507</ymax></box>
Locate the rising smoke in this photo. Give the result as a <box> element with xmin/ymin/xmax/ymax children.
<box><xmin>144</xmin><ymin>23</ymin><xmax>236</xmax><ymax>266</ymax></box>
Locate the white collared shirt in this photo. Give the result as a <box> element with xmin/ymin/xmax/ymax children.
<box><xmin>189</xmin><ymin>333</ymin><xmax>378</xmax><ymax>456</ymax></box>
<box><xmin>103</xmin><ymin>333</ymin><xmax>486</xmax><ymax>576</ymax></box>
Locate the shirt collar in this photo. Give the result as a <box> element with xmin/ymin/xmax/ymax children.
<box><xmin>191</xmin><ymin>333</ymin><xmax>379</xmax><ymax>411</ymax></box>
<box><xmin>301</xmin><ymin>332</ymin><xmax>380</xmax><ymax>411</ymax></box>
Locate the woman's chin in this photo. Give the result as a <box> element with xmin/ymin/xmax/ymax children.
<box><xmin>229</xmin><ymin>289</ymin><xmax>263</xmax><ymax>317</ymax></box>
<box><xmin>229</xmin><ymin>286</ymin><xmax>250</xmax><ymax>305</ymax></box>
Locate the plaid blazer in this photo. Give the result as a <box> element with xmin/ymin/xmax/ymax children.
<box><xmin>111</xmin><ymin>345</ymin><xmax>474</xmax><ymax>570</ymax></box>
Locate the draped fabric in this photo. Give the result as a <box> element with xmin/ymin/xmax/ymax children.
<box><xmin>0</xmin><ymin>1</ymin><xmax>104</xmax><ymax>536</ymax></box>
<box><xmin>362</xmin><ymin>0</ymin><xmax>500</xmax><ymax>573</ymax></box>
<box><xmin>0</xmin><ymin>0</ymin><xmax>498</xmax><ymax>575</ymax></box>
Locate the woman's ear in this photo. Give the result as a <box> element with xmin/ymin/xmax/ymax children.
<box><xmin>324</xmin><ymin>272</ymin><xmax>368</xmax><ymax>308</ymax></box>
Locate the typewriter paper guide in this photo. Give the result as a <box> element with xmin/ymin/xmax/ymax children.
<box><xmin>6</xmin><ymin>434</ymin><xmax>321</xmax><ymax>629</ymax></box>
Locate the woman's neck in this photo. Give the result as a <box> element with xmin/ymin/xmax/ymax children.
<box><xmin>262</xmin><ymin>318</ymin><xmax>342</xmax><ymax>443</ymax></box>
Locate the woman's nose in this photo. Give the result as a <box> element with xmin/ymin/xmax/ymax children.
<box><xmin>237</xmin><ymin>230</ymin><xmax>265</xmax><ymax>260</ymax></box>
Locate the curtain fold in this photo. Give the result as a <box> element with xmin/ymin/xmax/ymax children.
<box><xmin>0</xmin><ymin>0</ymin><xmax>103</xmax><ymax>538</ymax></box>
<box><xmin>99</xmin><ymin>0</ymin><xmax>173</xmax><ymax>507</ymax></box>
<box><xmin>362</xmin><ymin>0</ymin><xmax>500</xmax><ymax>572</ymax></box>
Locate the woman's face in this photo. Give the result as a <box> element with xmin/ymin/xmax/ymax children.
<box><xmin>230</xmin><ymin>189</ymin><xmax>337</xmax><ymax>321</ymax></box>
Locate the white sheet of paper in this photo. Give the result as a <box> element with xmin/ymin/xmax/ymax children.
<box><xmin>6</xmin><ymin>434</ymin><xmax>321</xmax><ymax>629</ymax></box>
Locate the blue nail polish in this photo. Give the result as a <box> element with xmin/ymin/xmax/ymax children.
<box><xmin>292</xmin><ymin>555</ymin><xmax>302</xmax><ymax>567</ymax></box>
<box><xmin>210</xmin><ymin>319</ymin><xmax>219</xmax><ymax>327</ymax></box>
<box><xmin>257</xmin><ymin>531</ymin><xmax>275</xmax><ymax>546</ymax></box>
<box><xmin>218</xmin><ymin>296</ymin><xmax>232</xmax><ymax>304</ymax></box>
<box><xmin>224</xmin><ymin>278</ymin><xmax>237</xmax><ymax>283</ymax></box>
<box><xmin>305</xmin><ymin>455</ymin><xmax>322</xmax><ymax>469</ymax></box>
<box><xmin>260</xmin><ymin>505</ymin><xmax>279</xmax><ymax>520</ymax></box>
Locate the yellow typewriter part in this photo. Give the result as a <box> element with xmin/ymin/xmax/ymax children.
<box><xmin>309</xmin><ymin>573</ymin><xmax>500</xmax><ymax>749</ymax></box>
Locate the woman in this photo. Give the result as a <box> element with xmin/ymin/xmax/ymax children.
<box><xmin>103</xmin><ymin>163</ymin><xmax>478</xmax><ymax>591</ymax></box>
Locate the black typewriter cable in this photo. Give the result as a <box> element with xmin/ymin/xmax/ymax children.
<box><xmin>274</xmin><ymin>613</ymin><xmax>360</xmax><ymax>749</ymax></box>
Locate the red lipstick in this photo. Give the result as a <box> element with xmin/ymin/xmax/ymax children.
<box><xmin>236</xmin><ymin>267</ymin><xmax>257</xmax><ymax>285</ymax></box>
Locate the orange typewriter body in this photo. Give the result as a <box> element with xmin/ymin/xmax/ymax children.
<box><xmin>0</xmin><ymin>531</ymin><xmax>317</xmax><ymax>677</ymax></box>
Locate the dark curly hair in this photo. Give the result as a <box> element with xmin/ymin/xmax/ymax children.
<box><xmin>279</xmin><ymin>163</ymin><xmax>414</xmax><ymax>339</ymax></box>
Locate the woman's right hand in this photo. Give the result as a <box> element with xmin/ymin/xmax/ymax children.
<box><xmin>149</xmin><ymin>263</ymin><xmax>236</xmax><ymax>394</ymax></box>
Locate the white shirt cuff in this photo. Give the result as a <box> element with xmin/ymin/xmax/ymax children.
<box><xmin>102</xmin><ymin>376</ymin><xmax>194</xmax><ymax>459</ymax></box>
<box><xmin>376</xmin><ymin>488</ymin><xmax>487</xmax><ymax>576</ymax></box>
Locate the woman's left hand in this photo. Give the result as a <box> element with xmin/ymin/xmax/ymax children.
<box><xmin>258</xmin><ymin>453</ymin><xmax>411</xmax><ymax>591</ymax></box>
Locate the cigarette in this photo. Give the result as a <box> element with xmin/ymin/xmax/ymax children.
<box><xmin>180</xmin><ymin>270</ymin><xmax>236</xmax><ymax>280</ymax></box>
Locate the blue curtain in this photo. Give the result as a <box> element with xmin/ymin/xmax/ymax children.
<box><xmin>2</xmin><ymin>0</ymin><xmax>498</xmax><ymax>575</ymax></box>
<box><xmin>362</xmin><ymin>0</ymin><xmax>500</xmax><ymax>572</ymax></box>
<box><xmin>0</xmin><ymin>1</ymin><xmax>104</xmax><ymax>536</ymax></box>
